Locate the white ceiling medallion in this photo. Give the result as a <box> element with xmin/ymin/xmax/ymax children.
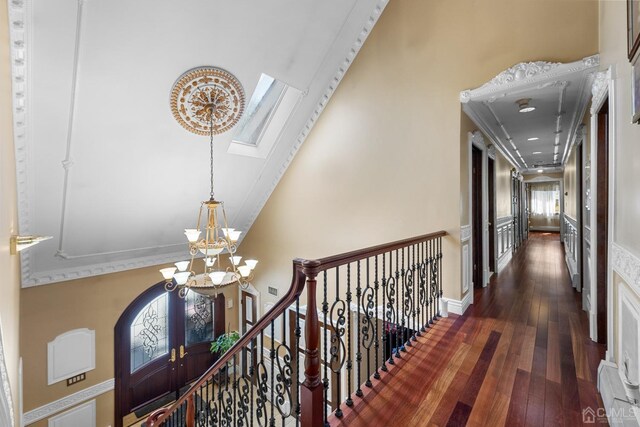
<box><xmin>170</xmin><ymin>67</ymin><xmax>245</xmax><ymax>136</ymax></box>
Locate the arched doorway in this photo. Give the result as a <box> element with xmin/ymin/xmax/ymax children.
<box><xmin>114</xmin><ymin>282</ymin><xmax>225</xmax><ymax>427</ymax></box>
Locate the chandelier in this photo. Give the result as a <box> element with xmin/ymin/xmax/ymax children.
<box><xmin>159</xmin><ymin>67</ymin><xmax>257</xmax><ymax>297</ymax></box>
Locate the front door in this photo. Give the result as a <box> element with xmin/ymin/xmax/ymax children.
<box><xmin>115</xmin><ymin>283</ymin><xmax>224</xmax><ymax>426</ymax></box>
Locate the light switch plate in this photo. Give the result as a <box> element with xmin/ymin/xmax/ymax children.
<box><xmin>227</xmin><ymin>299</ymin><xmax>233</xmax><ymax>309</ymax></box>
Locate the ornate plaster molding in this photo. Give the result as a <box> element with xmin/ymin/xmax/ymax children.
<box><xmin>460</xmin><ymin>55</ymin><xmax>599</xmax><ymax>103</ymax></box>
<box><xmin>487</xmin><ymin>144</ymin><xmax>496</xmax><ymax>159</ymax></box>
<box><xmin>470</xmin><ymin>130</ymin><xmax>485</xmax><ymax>147</ymax></box>
<box><xmin>169</xmin><ymin>67</ymin><xmax>245</xmax><ymax>136</ymax></box>
<box><xmin>461</xmin><ymin>225</ymin><xmax>471</xmax><ymax>242</ymax></box>
<box><xmin>13</xmin><ymin>0</ymin><xmax>391</xmax><ymax>287</ymax></box>
<box><xmin>612</xmin><ymin>243</ymin><xmax>640</xmax><ymax>296</ymax></box>
<box><xmin>487</xmin><ymin>61</ymin><xmax>562</xmax><ymax>86</ymax></box>
<box><xmin>23</xmin><ymin>378</ymin><xmax>113</xmax><ymax>425</ymax></box>
<box><xmin>591</xmin><ymin>69</ymin><xmax>611</xmax><ymax>115</ymax></box>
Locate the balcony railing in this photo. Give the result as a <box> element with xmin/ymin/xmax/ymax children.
<box><xmin>146</xmin><ymin>230</ymin><xmax>446</xmax><ymax>427</ymax></box>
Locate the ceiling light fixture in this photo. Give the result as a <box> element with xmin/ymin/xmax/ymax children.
<box><xmin>160</xmin><ymin>67</ymin><xmax>257</xmax><ymax>298</ymax></box>
<box><xmin>516</xmin><ymin>98</ymin><xmax>536</xmax><ymax>113</ymax></box>
<box><xmin>532</xmin><ymin>151</ymin><xmax>542</xmax><ymax>154</ymax></box>
<box><xmin>10</xmin><ymin>235</ymin><xmax>52</xmax><ymax>255</ymax></box>
<box><xmin>537</xmin><ymin>169</ymin><xmax>544</xmax><ymax>173</ymax></box>
<box><xmin>527</xmin><ymin>137</ymin><xmax>539</xmax><ymax>141</ymax></box>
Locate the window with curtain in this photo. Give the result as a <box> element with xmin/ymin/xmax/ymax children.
<box><xmin>530</xmin><ymin>182</ymin><xmax>560</xmax><ymax>216</ymax></box>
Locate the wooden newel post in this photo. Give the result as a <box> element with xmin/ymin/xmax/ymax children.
<box><xmin>185</xmin><ymin>394</ymin><xmax>195</xmax><ymax>427</ymax></box>
<box><xmin>301</xmin><ymin>263</ymin><xmax>324</xmax><ymax>427</ymax></box>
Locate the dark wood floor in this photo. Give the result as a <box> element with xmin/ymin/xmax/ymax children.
<box><xmin>330</xmin><ymin>232</ymin><xmax>607</xmax><ymax>426</ymax></box>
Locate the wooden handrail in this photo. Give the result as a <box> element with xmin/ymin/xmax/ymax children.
<box><xmin>146</xmin><ymin>230</ymin><xmax>447</xmax><ymax>427</ymax></box>
<box><xmin>304</xmin><ymin>230</ymin><xmax>448</xmax><ymax>274</ymax></box>
<box><xmin>147</xmin><ymin>261</ymin><xmax>308</xmax><ymax>426</ymax></box>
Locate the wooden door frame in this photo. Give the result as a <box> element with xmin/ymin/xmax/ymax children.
<box><xmin>588</xmin><ymin>67</ymin><xmax>615</xmax><ymax>354</ymax></box>
<box><xmin>468</xmin><ymin>131</ymin><xmax>490</xmax><ymax>296</ymax></box>
<box><xmin>488</xmin><ymin>156</ymin><xmax>496</xmax><ymax>275</ymax></box>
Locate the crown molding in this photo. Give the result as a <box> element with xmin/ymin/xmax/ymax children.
<box><xmin>11</xmin><ymin>0</ymin><xmax>390</xmax><ymax>287</ymax></box>
<box><xmin>22</xmin><ymin>378</ymin><xmax>113</xmax><ymax>425</ymax></box>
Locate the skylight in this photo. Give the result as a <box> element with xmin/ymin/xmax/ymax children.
<box><xmin>233</xmin><ymin>74</ymin><xmax>287</xmax><ymax>146</ymax></box>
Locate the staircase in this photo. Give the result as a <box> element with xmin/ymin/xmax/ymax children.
<box><xmin>146</xmin><ymin>231</ymin><xmax>447</xmax><ymax>427</ymax></box>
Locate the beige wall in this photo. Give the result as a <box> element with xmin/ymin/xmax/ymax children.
<box><xmin>241</xmin><ymin>0</ymin><xmax>598</xmax><ymax>311</ymax></box>
<box><xmin>495</xmin><ymin>151</ymin><xmax>513</xmax><ymax>218</ymax></box>
<box><xmin>20</xmin><ymin>268</ymin><xmax>239</xmax><ymax>424</ymax></box>
<box><xmin>459</xmin><ymin>112</ymin><xmax>477</xmax><ymax>225</ymax></box>
<box><xmin>0</xmin><ymin>1</ymin><xmax>21</xmax><ymax>424</ymax></box>
<box><xmin>600</xmin><ymin>1</ymin><xmax>640</xmax><ymax>255</ymax></box>
<box><xmin>564</xmin><ymin>145</ymin><xmax>578</xmax><ymax>219</ymax></box>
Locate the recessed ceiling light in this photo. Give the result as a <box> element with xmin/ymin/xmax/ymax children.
<box><xmin>527</xmin><ymin>137</ymin><xmax>539</xmax><ymax>141</ymax></box>
<box><xmin>537</xmin><ymin>169</ymin><xmax>543</xmax><ymax>173</ymax></box>
<box><xmin>516</xmin><ymin>98</ymin><xmax>536</xmax><ymax>113</ymax></box>
<box><xmin>532</xmin><ymin>151</ymin><xmax>542</xmax><ymax>154</ymax></box>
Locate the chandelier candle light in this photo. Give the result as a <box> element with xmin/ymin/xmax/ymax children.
<box><xmin>160</xmin><ymin>67</ymin><xmax>257</xmax><ymax>297</ymax></box>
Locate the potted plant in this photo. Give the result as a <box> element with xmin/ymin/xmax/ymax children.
<box><xmin>210</xmin><ymin>330</ymin><xmax>240</xmax><ymax>355</ymax></box>
<box><xmin>210</xmin><ymin>328</ymin><xmax>240</xmax><ymax>385</ymax></box>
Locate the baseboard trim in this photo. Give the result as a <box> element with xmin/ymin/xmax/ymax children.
<box><xmin>597</xmin><ymin>362</ymin><xmax>640</xmax><ymax>425</ymax></box>
<box><xmin>443</xmin><ymin>292</ymin><xmax>472</xmax><ymax>316</ymax></box>
<box><xmin>23</xmin><ymin>378</ymin><xmax>114</xmax><ymax>425</ymax></box>
<box><xmin>564</xmin><ymin>253</ymin><xmax>580</xmax><ymax>289</ymax></box>
<box><xmin>497</xmin><ymin>249</ymin><xmax>512</xmax><ymax>273</ymax></box>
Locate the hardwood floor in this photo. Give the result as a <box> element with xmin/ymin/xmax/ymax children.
<box><xmin>329</xmin><ymin>232</ymin><xmax>607</xmax><ymax>426</ymax></box>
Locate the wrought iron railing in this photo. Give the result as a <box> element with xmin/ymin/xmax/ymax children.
<box><xmin>146</xmin><ymin>231</ymin><xmax>446</xmax><ymax>427</ymax></box>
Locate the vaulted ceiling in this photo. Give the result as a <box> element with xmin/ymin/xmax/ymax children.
<box><xmin>461</xmin><ymin>55</ymin><xmax>599</xmax><ymax>174</ymax></box>
<box><xmin>8</xmin><ymin>0</ymin><xmax>389</xmax><ymax>286</ymax></box>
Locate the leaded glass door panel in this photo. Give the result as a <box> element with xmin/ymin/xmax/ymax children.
<box><xmin>115</xmin><ymin>282</ymin><xmax>225</xmax><ymax>427</ymax></box>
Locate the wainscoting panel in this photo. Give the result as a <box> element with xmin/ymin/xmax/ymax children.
<box><xmin>496</xmin><ymin>216</ymin><xmax>514</xmax><ymax>273</ymax></box>
<box><xmin>47</xmin><ymin>400</ymin><xmax>95</xmax><ymax>427</ymax></box>
<box><xmin>461</xmin><ymin>225</ymin><xmax>471</xmax><ymax>293</ymax></box>
<box><xmin>563</xmin><ymin>214</ymin><xmax>579</xmax><ymax>288</ymax></box>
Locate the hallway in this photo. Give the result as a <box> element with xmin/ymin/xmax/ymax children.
<box><xmin>331</xmin><ymin>232</ymin><xmax>607</xmax><ymax>426</ymax></box>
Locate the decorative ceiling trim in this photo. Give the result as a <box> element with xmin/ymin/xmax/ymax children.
<box><xmin>460</xmin><ymin>54</ymin><xmax>599</xmax><ymax>175</ymax></box>
<box><xmin>591</xmin><ymin>68</ymin><xmax>611</xmax><ymax>115</ymax></box>
<box><xmin>7</xmin><ymin>0</ymin><xmax>34</xmax><ymax>285</ymax></box>
<box><xmin>460</xmin><ymin>55</ymin><xmax>599</xmax><ymax>103</ymax></box>
<box><xmin>237</xmin><ymin>0</ymin><xmax>389</xmax><ymax>235</ymax></box>
<box><xmin>12</xmin><ymin>0</ymin><xmax>391</xmax><ymax>287</ymax></box>
<box><xmin>169</xmin><ymin>67</ymin><xmax>245</xmax><ymax>136</ymax></box>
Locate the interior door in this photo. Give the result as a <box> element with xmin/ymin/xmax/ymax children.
<box><xmin>488</xmin><ymin>157</ymin><xmax>496</xmax><ymax>274</ymax></box>
<box><xmin>472</xmin><ymin>146</ymin><xmax>483</xmax><ymax>288</ymax></box>
<box><xmin>596</xmin><ymin>97</ymin><xmax>609</xmax><ymax>346</ymax></box>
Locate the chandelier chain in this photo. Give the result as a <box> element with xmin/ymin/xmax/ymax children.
<box><xmin>209</xmin><ymin>113</ymin><xmax>215</xmax><ymax>200</ymax></box>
